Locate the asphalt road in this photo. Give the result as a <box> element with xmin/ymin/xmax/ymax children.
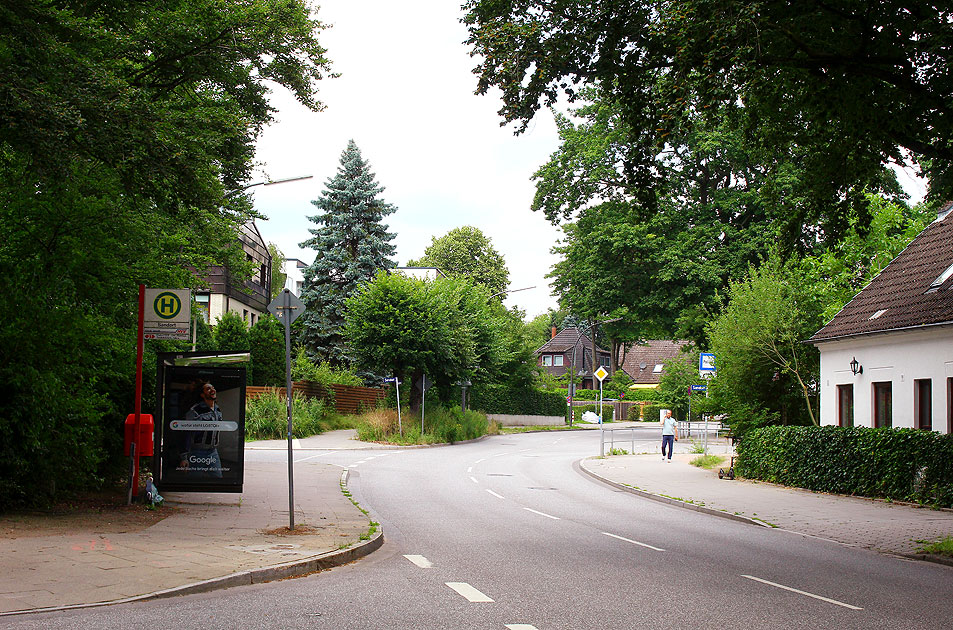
<box><xmin>8</xmin><ymin>430</ymin><xmax>952</xmax><ymax>629</ymax></box>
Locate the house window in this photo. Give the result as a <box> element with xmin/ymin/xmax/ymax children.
<box><xmin>873</xmin><ymin>382</ymin><xmax>892</xmax><ymax>428</ymax></box>
<box><xmin>542</xmin><ymin>355</ymin><xmax>553</xmax><ymax>366</ymax></box>
<box><xmin>948</xmin><ymin>378</ymin><xmax>953</xmax><ymax>434</ymax></box>
<box><xmin>600</xmin><ymin>355</ymin><xmax>610</xmax><ymax>368</ymax></box>
<box><xmin>553</xmin><ymin>355</ymin><xmax>564</xmax><ymax>367</ymax></box>
<box><xmin>653</xmin><ymin>364</ymin><xmax>663</xmax><ymax>374</ymax></box>
<box><xmin>915</xmin><ymin>379</ymin><xmax>932</xmax><ymax>430</ymax></box>
<box><xmin>837</xmin><ymin>384</ymin><xmax>854</xmax><ymax>428</ymax></box>
<box><xmin>194</xmin><ymin>293</ymin><xmax>210</xmax><ymax>323</ymax></box>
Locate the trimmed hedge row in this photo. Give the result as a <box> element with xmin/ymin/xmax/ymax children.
<box><xmin>555</xmin><ymin>387</ymin><xmax>659</xmax><ymax>402</ymax></box>
<box><xmin>470</xmin><ymin>385</ymin><xmax>565</xmax><ymax>417</ymax></box>
<box><xmin>737</xmin><ymin>426</ymin><xmax>953</xmax><ymax>507</ymax></box>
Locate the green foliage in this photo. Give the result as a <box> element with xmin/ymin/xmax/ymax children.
<box><xmin>469</xmin><ymin>385</ymin><xmax>565</xmax><ymax>417</ymax></box>
<box><xmin>657</xmin><ymin>351</ymin><xmax>706</xmax><ymax>419</ymax></box>
<box><xmin>268</xmin><ymin>243</ymin><xmax>287</xmax><ymax>300</ymax></box>
<box><xmin>299</xmin><ymin>140</ymin><xmax>396</xmax><ymax>364</ymax></box>
<box><xmin>245</xmin><ymin>391</ymin><xmax>352</xmax><ymax>441</ymax></box>
<box><xmin>213</xmin><ymin>311</ymin><xmax>252</xmax><ymax>382</ymax></box>
<box><xmin>463</xmin><ymin>1</ymin><xmax>951</xmax><ymax>208</ymax></box>
<box><xmin>690</xmin><ymin>454</ymin><xmax>726</xmax><ymax>470</ymax></box>
<box><xmin>290</xmin><ymin>348</ymin><xmax>363</xmax><ymax>387</ymax></box>
<box><xmin>917</xmin><ymin>537</ymin><xmax>953</xmax><ymax>557</ymax></box>
<box><xmin>249</xmin><ymin>315</ymin><xmax>285</xmax><ymax>386</ymax></box>
<box><xmin>737</xmin><ymin>426</ymin><xmax>953</xmax><ymax>508</ymax></box>
<box><xmin>408</xmin><ymin>226</ymin><xmax>510</xmax><ymax>297</ymax></box>
<box><xmin>604</xmin><ymin>370</ymin><xmax>633</xmax><ymax>398</ymax></box>
<box><xmin>344</xmin><ymin>272</ymin><xmax>509</xmax><ymax>411</ymax></box>
<box><xmin>621</xmin><ymin>388</ymin><xmax>659</xmax><ymax>403</ymax></box>
<box><xmin>0</xmin><ymin>0</ymin><xmax>333</xmax><ymax>509</ymax></box>
<box><xmin>354</xmin><ymin>406</ymin><xmax>490</xmax><ymax>445</ymax></box>
<box><xmin>643</xmin><ymin>404</ymin><xmax>666</xmax><ymax>423</ymax></box>
<box><xmin>706</xmin><ymin>259</ymin><xmax>822</xmax><ymax>433</ymax></box>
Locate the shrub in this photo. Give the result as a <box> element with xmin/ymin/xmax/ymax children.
<box><xmin>736</xmin><ymin>426</ymin><xmax>953</xmax><ymax>507</ymax></box>
<box><xmin>643</xmin><ymin>404</ymin><xmax>666</xmax><ymax>423</ymax></box>
<box><xmin>469</xmin><ymin>384</ymin><xmax>565</xmax><ymax>416</ymax></box>
<box><xmin>627</xmin><ymin>405</ymin><xmax>644</xmax><ymax>421</ymax></box>
<box><xmin>245</xmin><ymin>390</ymin><xmax>352</xmax><ymax>440</ymax></box>
<box><xmin>291</xmin><ymin>348</ymin><xmax>363</xmax><ymax>386</ymax></box>
<box><xmin>354</xmin><ymin>405</ymin><xmax>489</xmax><ymax>444</ymax></box>
<box><xmin>249</xmin><ymin>315</ymin><xmax>285</xmax><ymax>386</ymax></box>
<box><xmin>621</xmin><ymin>388</ymin><xmax>659</xmax><ymax>402</ymax></box>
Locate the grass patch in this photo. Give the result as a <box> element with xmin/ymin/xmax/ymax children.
<box><xmin>916</xmin><ymin>536</ymin><xmax>953</xmax><ymax>556</ymax></box>
<box><xmin>690</xmin><ymin>454</ymin><xmax>726</xmax><ymax>470</ymax></box>
<box><xmin>354</xmin><ymin>406</ymin><xmax>496</xmax><ymax>445</ymax></box>
<box><xmin>245</xmin><ymin>390</ymin><xmax>358</xmax><ymax>441</ymax></box>
<box><xmin>607</xmin><ymin>447</ymin><xmax>629</xmax><ymax>456</ymax></box>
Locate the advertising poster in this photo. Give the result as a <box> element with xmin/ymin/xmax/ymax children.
<box><xmin>157</xmin><ymin>365</ymin><xmax>245</xmax><ymax>492</ymax></box>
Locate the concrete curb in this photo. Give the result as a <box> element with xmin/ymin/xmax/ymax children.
<box><xmin>576</xmin><ymin>458</ymin><xmax>770</xmax><ymax>528</ymax></box>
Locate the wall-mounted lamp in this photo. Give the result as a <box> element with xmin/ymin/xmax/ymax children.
<box><xmin>849</xmin><ymin>357</ymin><xmax>863</xmax><ymax>376</ymax></box>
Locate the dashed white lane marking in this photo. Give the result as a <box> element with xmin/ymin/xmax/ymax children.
<box><xmin>493</xmin><ymin>453</ymin><xmax>507</xmax><ymax>457</ymax></box>
<box><xmin>486</xmin><ymin>489</ymin><xmax>504</xmax><ymax>499</ymax></box>
<box><xmin>471</xmin><ymin>476</ymin><xmax>479</xmax><ymax>484</ymax></box>
<box><xmin>602</xmin><ymin>532</ymin><xmax>665</xmax><ymax>552</ymax></box>
<box><xmin>475</xmin><ymin>458</ymin><xmax>486</xmax><ymax>464</ymax></box>
<box><xmin>295</xmin><ymin>452</ymin><xmax>332</xmax><ymax>463</ymax></box>
<box><xmin>446</xmin><ymin>582</ymin><xmax>494</xmax><ymax>603</ymax></box>
<box><xmin>519</xmin><ymin>448</ymin><xmax>531</xmax><ymax>452</ymax></box>
<box><xmin>506</xmin><ymin>625</ymin><xmax>539</xmax><ymax>630</ymax></box>
<box><xmin>403</xmin><ymin>555</ymin><xmax>434</xmax><ymax>569</ymax></box>
<box><xmin>523</xmin><ymin>508</ymin><xmax>560</xmax><ymax>520</ymax></box>
<box><xmin>467</xmin><ymin>466</ymin><xmax>473</xmax><ymax>473</ymax></box>
<box><xmin>741</xmin><ymin>575</ymin><xmax>863</xmax><ymax>610</ymax></box>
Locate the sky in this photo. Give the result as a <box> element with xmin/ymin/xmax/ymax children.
<box><xmin>249</xmin><ymin>0</ymin><xmax>564</xmax><ymax>320</ymax></box>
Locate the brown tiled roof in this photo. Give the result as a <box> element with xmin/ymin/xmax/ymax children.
<box><xmin>618</xmin><ymin>340</ymin><xmax>690</xmax><ymax>384</ymax></box>
<box><xmin>535</xmin><ymin>327</ymin><xmax>609</xmax><ymax>355</ymax></box>
<box><xmin>809</xmin><ymin>202</ymin><xmax>953</xmax><ymax>343</ymax></box>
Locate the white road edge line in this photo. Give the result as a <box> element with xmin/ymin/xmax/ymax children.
<box><xmin>523</xmin><ymin>508</ymin><xmax>560</xmax><ymax>520</ymax></box>
<box><xmin>486</xmin><ymin>489</ymin><xmax>505</xmax><ymax>499</ymax></box>
<box><xmin>602</xmin><ymin>532</ymin><xmax>665</xmax><ymax>552</ymax></box>
<box><xmin>467</xmin><ymin>466</ymin><xmax>473</xmax><ymax>473</ymax></box>
<box><xmin>506</xmin><ymin>625</ymin><xmax>539</xmax><ymax>630</ymax></box>
<box><xmin>446</xmin><ymin>582</ymin><xmax>494</xmax><ymax>603</ymax></box>
<box><xmin>741</xmin><ymin>575</ymin><xmax>863</xmax><ymax>610</ymax></box>
<box><xmin>471</xmin><ymin>476</ymin><xmax>479</xmax><ymax>484</ymax></box>
<box><xmin>403</xmin><ymin>555</ymin><xmax>434</xmax><ymax>569</ymax></box>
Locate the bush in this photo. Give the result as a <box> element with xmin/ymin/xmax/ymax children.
<box><xmin>354</xmin><ymin>405</ymin><xmax>489</xmax><ymax>444</ymax></box>
<box><xmin>621</xmin><ymin>388</ymin><xmax>659</xmax><ymax>402</ymax></box>
<box><xmin>736</xmin><ymin>426</ymin><xmax>953</xmax><ymax>507</ymax></box>
<box><xmin>643</xmin><ymin>404</ymin><xmax>667</xmax><ymax>423</ymax></box>
<box><xmin>245</xmin><ymin>390</ymin><xmax>352</xmax><ymax>440</ymax></box>
<box><xmin>627</xmin><ymin>405</ymin><xmax>644</xmax><ymax>421</ymax></box>
<box><xmin>469</xmin><ymin>384</ymin><xmax>565</xmax><ymax>416</ymax></box>
<box><xmin>291</xmin><ymin>348</ymin><xmax>363</xmax><ymax>386</ymax></box>
<box><xmin>249</xmin><ymin>315</ymin><xmax>285</xmax><ymax>386</ymax></box>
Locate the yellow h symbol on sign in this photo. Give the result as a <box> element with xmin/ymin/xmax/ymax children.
<box><xmin>154</xmin><ymin>292</ymin><xmax>181</xmax><ymax>319</ymax></box>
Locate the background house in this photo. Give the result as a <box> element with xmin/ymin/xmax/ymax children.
<box><xmin>194</xmin><ymin>221</ymin><xmax>272</xmax><ymax>326</ymax></box>
<box><xmin>808</xmin><ymin>201</ymin><xmax>953</xmax><ymax>434</ymax></box>
<box><xmin>283</xmin><ymin>257</ymin><xmax>308</xmax><ymax>296</ymax></box>
<box><xmin>535</xmin><ymin>327</ymin><xmax>611</xmax><ymax>390</ymax></box>
<box><xmin>618</xmin><ymin>340</ymin><xmax>690</xmax><ymax>389</ymax></box>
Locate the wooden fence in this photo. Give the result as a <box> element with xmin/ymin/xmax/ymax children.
<box><xmin>246</xmin><ymin>381</ymin><xmax>387</xmax><ymax>415</ymax></box>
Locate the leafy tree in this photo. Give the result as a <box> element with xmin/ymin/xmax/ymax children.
<box><xmin>344</xmin><ymin>272</ymin><xmax>505</xmax><ymax>413</ymax></box>
<box><xmin>213</xmin><ymin>311</ymin><xmax>252</xmax><ymax>383</ymax></box>
<box><xmin>706</xmin><ymin>260</ymin><xmax>824</xmax><ymax>434</ymax></box>
<box><xmin>656</xmin><ymin>351</ymin><xmax>706</xmax><ymax>421</ymax></box>
<box><xmin>463</xmin><ymin>0</ymin><xmax>953</xmax><ymax>208</ymax></box>
<box><xmin>249</xmin><ymin>315</ymin><xmax>285</xmax><ymax>386</ymax></box>
<box><xmin>268</xmin><ymin>243</ymin><xmax>287</xmax><ymax>300</ymax></box>
<box><xmin>299</xmin><ymin>140</ymin><xmax>397</xmax><ymax>364</ymax></box>
<box><xmin>0</xmin><ymin>0</ymin><xmax>333</xmax><ymax>509</ymax></box>
<box><xmin>408</xmin><ymin>226</ymin><xmax>510</xmax><ymax>297</ymax></box>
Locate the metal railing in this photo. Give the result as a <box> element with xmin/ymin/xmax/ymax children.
<box><xmin>599</xmin><ymin>426</ymin><xmax>638</xmax><ymax>457</ymax></box>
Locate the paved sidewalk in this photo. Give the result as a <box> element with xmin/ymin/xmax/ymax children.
<box><xmin>0</xmin><ymin>430</ymin><xmax>382</xmax><ymax>616</ymax></box>
<box><xmin>582</xmin><ymin>450</ymin><xmax>953</xmax><ymax>560</ymax></box>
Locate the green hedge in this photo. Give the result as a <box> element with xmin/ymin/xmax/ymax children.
<box><xmin>470</xmin><ymin>385</ymin><xmax>566</xmax><ymax>416</ymax></box>
<box><xmin>737</xmin><ymin>426</ymin><xmax>953</xmax><ymax>507</ymax></box>
<box><xmin>643</xmin><ymin>404</ymin><xmax>666</xmax><ymax>423</ymax></box>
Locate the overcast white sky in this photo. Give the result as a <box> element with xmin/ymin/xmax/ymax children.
<box><xmin>249</xmin><ymin>0</ymin><xmax>563</xmax><ymax>320</ymax></box>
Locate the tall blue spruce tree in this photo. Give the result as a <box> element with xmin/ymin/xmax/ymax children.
<box><xmin>299</xmin><ymin>140</ymin><xmax>397</xmax><ymax>364</ymax></box>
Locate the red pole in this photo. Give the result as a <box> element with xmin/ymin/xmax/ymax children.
<box><xmin>132</xmin><ymin>284</ymin><xmax>145</xmax><ymax>498</ymax></box>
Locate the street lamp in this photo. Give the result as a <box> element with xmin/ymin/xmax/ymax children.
<box><xmin>242</xmin><ymin>175</ymin><xmax>313</xmax><ymax>191</ymax></box>
<box><xmin>488</xmin><ymin>286</ymin><xmax>535</xmax><ymax>300</ymax></box>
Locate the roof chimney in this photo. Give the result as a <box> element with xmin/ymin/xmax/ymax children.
<box><xmin>551</xmin><ymin>326</ymin><xmax>557</xmax><ymax>339</ymax></box>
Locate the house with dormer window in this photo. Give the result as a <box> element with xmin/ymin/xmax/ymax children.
<box><xmin>808</xmin><ymin>201</ymin><xmax>953</xmax><ymax>434</ymax></box>
<box><xmin>535</xmin><ymin>327</ymin><xmax>611</xmax><ymax>390</ymax></box>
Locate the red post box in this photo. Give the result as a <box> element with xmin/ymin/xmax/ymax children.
<box><xmin>124</xmin><ymin>414</ymin><xmax>154</xmax><ymax>457</ymax></box>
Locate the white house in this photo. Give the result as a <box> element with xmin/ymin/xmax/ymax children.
<box><xmin>808</xmin><ymin>201</ymin><xmax>953</xmax><ymax>434</ymax></box>
<box><xmin>283</xmin><ymin>257</ymin><xmax>308</xmax><ymax>296</ymax></box>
